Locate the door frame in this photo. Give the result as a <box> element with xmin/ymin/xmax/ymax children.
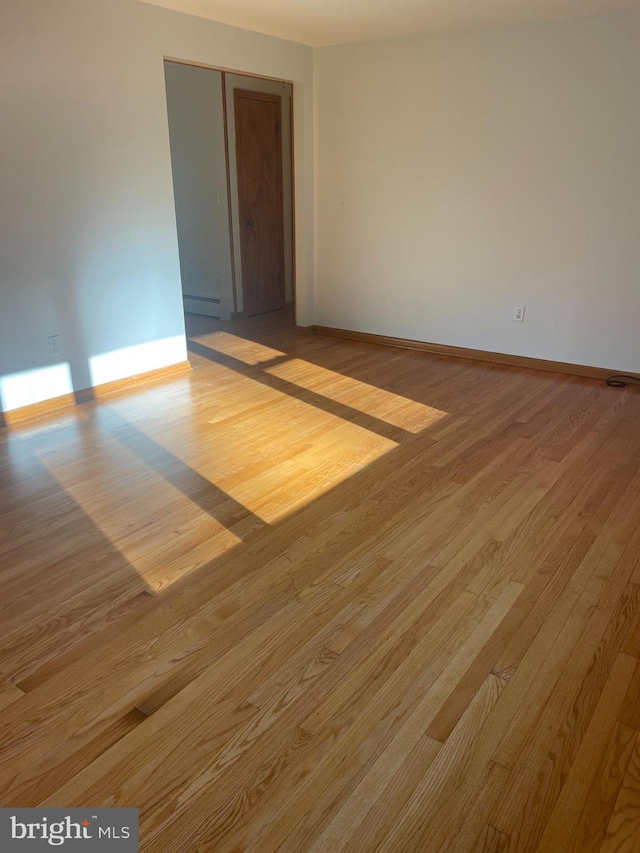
<box><xmin>233</xmin><ymin>88</ymin><xmax>285</xmax><ymax>317</ymax></box>
<box><xmin>164</xmin><ymin>57</ymin><xmax>297</xmax><ymax>323</ymax></box>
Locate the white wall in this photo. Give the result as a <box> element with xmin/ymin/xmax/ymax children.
<box><xmin>164</xmin><ymin>62</ymin><xmax>233</xmax><ymax>316</ymax></box>
<box><xmin>314</xmin><ymin>11</ymin><xmax>640</xmax><ymax>372</ymax></box>
<box><xmin>0</xmin><ymin>0</ymin><xmax>313</xmax><ymax>412</ymax></box>
<box><xmin>225</xmin><ymin>75</ymin><xmax>294</xmax><ymax>310</ymax></box>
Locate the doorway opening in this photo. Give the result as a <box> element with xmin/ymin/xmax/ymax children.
<box><xmin>163</xmin><ymin>61</ymin><xmax>295</xmax><ymax>342</ymax></box>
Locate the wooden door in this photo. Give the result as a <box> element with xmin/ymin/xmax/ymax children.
<box><xmin>234</xmin><ymin>90</ymin><xmax>285</xmax><ymax>316</ymax></box>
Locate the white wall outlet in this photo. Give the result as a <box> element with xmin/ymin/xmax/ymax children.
<box><xmin>48</xmin><ymin>335</ymin><xmax>60</xmax><ymax>354</ymax></box>
<box><xmin>209</xmin><ymin>191</ymin><xmax>220</xmax><ymax>206</ymax></box>
<box><xmin>513</xmin><ymin>306</ymin><xmax>525</xmax><ymax>322</ymax></box>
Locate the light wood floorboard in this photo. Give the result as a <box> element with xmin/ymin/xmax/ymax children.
<box><xmin>2</xmin><ymin>308</ymin><xmax>640</xmax><ymax>851</ymax></box>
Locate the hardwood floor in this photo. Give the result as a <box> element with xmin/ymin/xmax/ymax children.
<box><xmin>2</xmin><ymin>308</ymin><xmax>640</xmax><ymax>851</ymax></box>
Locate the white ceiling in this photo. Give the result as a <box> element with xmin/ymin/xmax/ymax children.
<box><xmin>140</xmin><ymin>0</ymin><xmax>639</xmax><ymax>46</ymax></box>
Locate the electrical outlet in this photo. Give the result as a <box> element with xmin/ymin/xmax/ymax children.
<box><xmin>209</xmin><ymin>192</ymin><xmax>220</xmax><ymax>206</ymax></box>
<box><xmin>48</xmin><ymin>335</ymin><xmax>60</xmax><ymax>355</ymax></box>
<box><xmin>513</xmin><ymin>306</ymin><xmax>525</xmax><ymax>323</ymax></box>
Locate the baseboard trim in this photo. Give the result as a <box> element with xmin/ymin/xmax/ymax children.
<box><xmin>1</xmin><ymin>361</ymin><xmax>192</xmax><ymax>428</ymax></box>
<box><xmin>294</xmin><ymin>324</ymin><xmax>315</xmax><ymax>336</ymax></box>
<box><xmin>312</xmin><ymin>325</ymin><xmax>638</xmax><ymax>383</ymax></box>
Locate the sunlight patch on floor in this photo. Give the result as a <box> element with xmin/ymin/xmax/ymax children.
<box><xmin>35</xmin><ymin>438</ymin><xmax>244</xmax><ymax>589</ymax></box>
<box><xmin>28</xmin><ymin>339</ymin><xmax>439</xmax><ymax>589</ymax></box>
<box><xmin>192</xmin><ymin>331</ymin><xmax>286</xmax><ymax>365</ymax></box>
<box><xmin>265</xmin><ymin>357</ymin><xmax>448</xmax><ymax>432</ymax></box>
<box><xmin>216</xmin><ymin>418</ymin><xmax>399</xmax><ymax>523</ymax></box>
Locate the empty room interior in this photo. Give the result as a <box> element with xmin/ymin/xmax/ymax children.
<box><xmin>2</xmin><ymin>0</ymin><xmax>640</xmax><ymax>850</ymax></box>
